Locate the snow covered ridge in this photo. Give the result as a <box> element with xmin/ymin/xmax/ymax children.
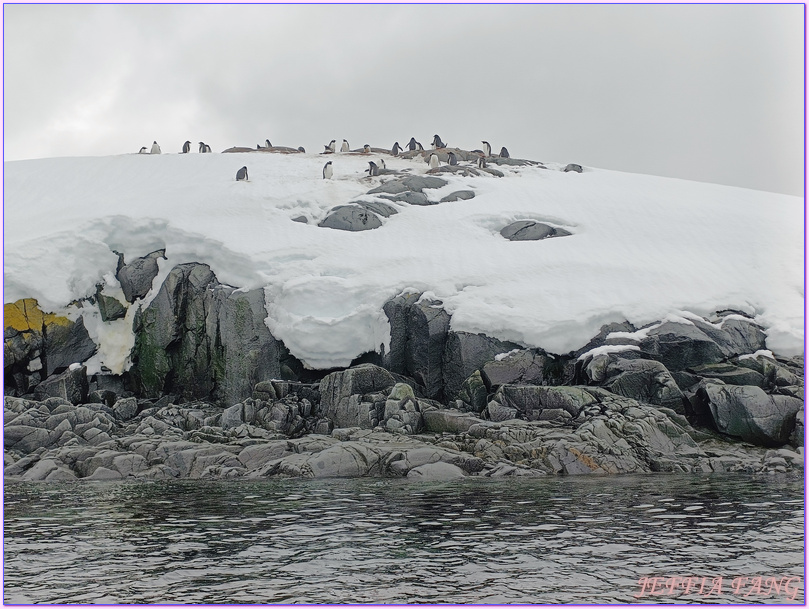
<box><xmin>3</xmin><ymin>147</ymin><xmax>804</xmax><ymax>376</ymax></box>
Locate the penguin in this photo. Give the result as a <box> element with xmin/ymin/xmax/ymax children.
<box><xmin>417</xmin><ymin>142</ymin><xmax>424</xmax><ymax>151</ymax></box>
<box><xmin>482</xmin><ymin>141</ymin><xmax>492</xmax><ymax>157</ymax></box>
<box><xmin>367</xmin><ymin>161</ymin><xmax>379</xmax><ymax>176</ymax></box>
<box><xmin>236</xmin><ymin>166</ymin><xmax>248</xmax><ymax>181</ymax></box>
<box><xmin>499</xmin><ymin>147</ymin><xmax>510</xmax><ymax>158</ymax></box>
<box><xmin>447</xmin><ymin>151</ymin><xmax>458</xmax><ymax>166</ymax></box>
<box><xmin>182</xmin><ymin>141</ymin><xmax>191</xmax><ymax>154</ymax></box>
<box><xmin>138</xmin><ymin>146</ymin><xmax>148</xmax><ymax>154</ymax></box>
<box><xmin>327</xmin><ymin>140</ymin><xmax>336</xmax><ymax>153</ymax></box>
<box><xmin>378</xmin><ymin>158</ymin><xmax>386</xmax><ymax>169</ymax></box>
<box><xmin>363</xmin><ymin>144</ymin><xmax>371</xmax><ymax>153</ymax></box>
<box><xmin>199</xmin><ymin>142</ymin><xmax>207</xmax><ymax>153</ymax></box>
<box><xmin>391</xmin><ymin>142</ymin><xmax>402</xmax><ymax>156</ymax></box>
<box><xmin>150</xmin><ymin>141</ymin><xmax>161</xmax><ymax>154</ymax></box>
<box><xmin>205</xmin><ymin>144</ymin><xmax>212</xmax><ymax>153</ymax></box>
<box><xmin>428</xmin><ymin>154</ymin><xmax>439</xmax><ymax>169</ymax></box>
<box><xmin>432</xmin><ymin>134</ymin><xmax>446</xmax><ymax>149</ymax></box>
<box><xmin>298</xmin><ymin>146</ymin><xmax>306</xmax><ymax>153</ymax></box>
<box><xmin>341</xmin><ymin>139</ymin><xmax>349</xmax><ymax>152</ymax></box>
<box><xmin>407</xmin><ymin>137</ymin><xmax>418</xmax><ymax>151</ymax></box>
<box><xmin>477</xmin><ymin>156</ymin><xmax>487</xmax><ymax>169</ymax></box>
<box><xmin>257</xmin><ymin>143</ymin><xmax>263</xmax><ymax>150</ymax></box>
<box><xmin>323</xmin><ymin>161</ymin><xmax>333</xmax><ymax>179</ymax></box>
<box><xmin>266</xmin><ymin>139</ymin><xmax>272</xmax><ymax>148</ymax></box>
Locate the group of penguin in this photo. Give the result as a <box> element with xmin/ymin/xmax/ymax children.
<box><xmin>320</xmin><ymin>135</ymin><xmax>510</xmax><ymax>180</ymax></box>
<box><xmin>139</xmin><ymin>140</ymin><xmax>212</xmax><ymax>154</ymax></box>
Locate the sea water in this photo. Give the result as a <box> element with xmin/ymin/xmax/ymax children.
<box><xmin>3</xmin><ymin>474</ymin><xmax>804</xmax><ymax>604</ymax></box>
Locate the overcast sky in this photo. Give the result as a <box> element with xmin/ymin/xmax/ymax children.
<box><xmin>3</xmin><ymin>4</ymin><xmax>804</xmax><ymax>195</ymax></box>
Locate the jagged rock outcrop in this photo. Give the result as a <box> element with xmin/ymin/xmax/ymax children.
<box><xmin>115</xmin><ymin>249</ymin><xmax>165</xmax><ymax>303</ymax></box>
<box><xmin>317</xmin><ymin>364</ymin><xmax>397</xmax><ymax>428</ymax></box>
<box><xmin>442</xmin><ymin>331</ymin><xmax>522</xmax><ymax>402</ymax></box>
<box><xmin>131</xmin><ymin>262</ymin><xmax>288</xmax><ymax>405</ymax></box>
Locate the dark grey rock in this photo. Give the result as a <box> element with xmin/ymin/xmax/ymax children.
<box><xmin>34</xmin><ymin>366</ymin><xmax>89</xmax><ymax>405</ymax></box>
<box><xmin>422</xmin><ymin>409</ymin><xmax>483</xmax><ymax>433</ymax></box>
<box><xmin>43</xmin><ymin>316</ymin><xmax>97</xmax><ymax>376</ymax></box>
<box><xmin>480</xmin><ymin>350</ymin><xmax>549</xmax><ymax>389</ymax></box>
<box><xmin>688</xmin><ymin>363</ymin><xmax>766</xmax><ymax>387</ymax></box>
<box><xmin>112</xmin><ymin>397</ymin><xmax>138</xmax><ymax>421</ymax></box>
<box><xmin>582</xmin><ymin>355</ymin><xmax>685</xmax><ymax>413</ymax></box>
<box><xmin>457</xmin><ymin>370</ymin><xmax>489</xmax><ymax>413</ymax></box>
<box><xmin>116</xmin><ymin>249</ymin><xmax>166</xmax><ymax>303</ymax></box>
<box><xmin>439</xmin><ymin>190</ymin><xmax>475</xmax><ymax>203</ymax></box>
<box><xmin>442</xmin><ymin>332</ymin><xmax>521</xmax><ymax>401</ymax></box>
<box><xmin>490</xmin><ymin>385</ymin><xmax>597</xmax><ymax>419</ymax></box>
<box><xmin>318</xmin><ymin>364</ymin><xmax>396</xmax><ymax>428</ymax></box>
<box><xmin>291</xmin><ymin>216</ymin><xmax>308</xmax><ymax>224</ymax></box>
<box><xmin>318</xmin><ymin>205</ymin><xmax>382</xmax><ymax>231</ymax></box>
<box><xmin>639</xmin><ymin>321</ymin><xmax>725</xmax><ymax>372</ymax></box>
<box><xmin>379</xmin><ymin>191</ymin><xmax>432</xmax><ymax>206</ymax></box>
<box><xmin>96</xmin><ymin>291</ymin><xmax>127</xmax><ymax>322</ymax></box>
<box><xmin>367</xmin><ymin>176</ymin><xmax>447</xmax><ymax>195</ymax></box>
<box><xmin>500</xmin><ymin>221</ymin><xmax>571</xmax><ymax>241</ymax></box>
<box><xmin>563</xmin><ymin>164</ymin><xmax>583</xmax><ymax>173</ymax></box>
<box><xmin>407</xmin><ymin>462</ymin><xmax>465</xmax><ymax>480</ymax></box>
<box><xmin>697</xmin><ymin>384</ymin><xmax>803</xmax><ymax>446</ymax></box>
<box><xmin>354</xmin><ymin>200</ymin><xmax>398</xmax><ymax>217</ymax></box>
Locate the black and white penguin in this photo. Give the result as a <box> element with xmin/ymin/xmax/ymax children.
<box><xmin>138</xmin><ymin>146</ymin><xmax>148</xmax><ymax>154</ymax></box>
<box><xmin>417</xmin><ymin>141</ymin><xmax>424</xmax><ymax>151</ymax></box>
<box><xmin>482</xmin><ymin>141</ymin><xmax>492</xmax><ymax>157</ymax></box>
<box><xmin>341</xmin><ymin>139</ymin><xmax>349</xmax><ymax>152</ymax></box>
<box><xmin>477</xmin><ymin>156</ymin><xmax>487</xmax><ymax>169</ymax></box>
<box><xmin>298</xmin><ymin>146</ymin><xmax>306</xmax><ymax>153</ymax></box>
<box><xmin>150</xmin><ymin>141</ymin><xmax>161</xmax><ymax>154</ymax></box>
<box><xmin>236</xmin><ymin>166</ymin><xmax>248</xmax><ymax>181</ymax></box>
<box><xmin>432</xmin><ymin>134</ymin><xmax>446</xmax><ymax>149</ymax></box>
<box><xmin>391</xmin><ymin>142</ymin><xmax>402</xmax><ymax>156</ymax></box>
<box><xmin>199</xmin><ymin>142</ymin><xmax>208</xmax><ymax>153</ymax></box>
<box><xmin>367</xmin><ymin>161</ymin><xmax>379</xmax><ymax>176</ymax></box>
<box><xmin>500</xmin><ymin>147</ymin><xmax>510</xmax><ymax>158</ymax></box>
<box><xmin>266</xmin><ymin>139</ymin><xmax>272</xmax><ymax>148</ymax></box>
<box><xmin>363</xmin><ymin>144</ymin><xmax>371</xmax><ymax>153</ymax></box>
<box><xmin>428</xmin><ymin>154</ymin><xmax>440</xmax><ymax>169</ymax></box>
<box><xmin>407</xmin><ymin>137</ymin><xmax>418</xmax><ymax>151</ymax></box>
<box><xmin>327</xmin><ymin>140</ymin><xmax>336</xmax><ymax>153</ymax></box>
<box><xmin>447</xmin><ymin>151</ymin><xmax>457</xmax><ymax>166</ymax></box>
<box><xmin>378</xmin><ymin>158</ymin><xmax>386</xmax><ymax>170</ymax></box>
<box><xmin>323</xmin><ymin>161</ymin><xmax>333</xmax><ymax>179</ymax></box>
<box><xmin>182</xmin><ymin>141</ymin><xmax>191</xmax><ymax>153</ymax></box>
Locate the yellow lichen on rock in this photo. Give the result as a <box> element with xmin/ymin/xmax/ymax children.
<box><xmin>4</xmin><ymin>299</ymin><xmax>72</xmax><ymax>333</ymax></box>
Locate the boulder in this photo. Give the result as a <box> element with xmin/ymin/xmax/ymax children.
<box><xmin>354</xmin><ymin>200</ymin><xmax>398</xmax><ymax>217</ymax></box>
<box><xmin>480</xmin><ymin>350</ymin><xmax>550</xmax><ymax>389</ymax></box>
<box><xmin>439</xmin><ymin>190</ymin><xmax>475</xmax><ymax>203</ymax></box>
<box><xmin>457</xmin><ymin>370</ymin><xmax>489</xmax><ymax>413</ymax></box>
<box><xmin>407</xmin><ymin>461</ymin><xmax>466</xmax><ymax>480</ymax></box>
<box><xmin>442</xmin><ymin>332</ymin><xmax>521</xmax><ymax>401</ymax></box>
<box><xmin>563</xmin><ymin>164</ymin><xmax>583</xmax><ymax>173</ymax></box>
<box><xmin>112</xmin><ymin>397</ymin><xmax>138</xmax><ymax>421</ymax></box>
<box><xmin>688</xmin><ymin>363</ymin><xmax>766</xmax><ymax>387</ymax></box>
<box><xmin>379</xmin><ymin>192</ymin><xmax>432</xmax><ymax>206</ymax></box>
<box><xmin>42</xmin><ymin>316</ymin><xmax>97</xmax><ymax>376</ymax></box>
<box><xmin>697</xmin><ymin>384</ymin><xmax>803</xmax><ymax>446</ymax></box>
<box><xmin>318</xmin><ymin>205</ymin><xmax>382</xmax><ymax>231</ymax></box>
<box><xmin>422</xmin><ymin>409</ymin><xmax>483</xmax><ymax>434</ymax></box>
<box><xmin>490</xmin><ymin>385</ymin><xmax>597</xmax><ymax>420</ymax></box>
<box><xmin>367</xmin><ymin>175</ymin><xmax>447</xmax><ymax>195</ymax></box>
<box><xmin>584</xmin><ymin>355</ymin><xmax>685</xmax><ymax>412</ymax></box>
<box><xmin>116</xmin><ymin>249</ymin><xmax>166</xmax><ymax>303</ymax></box>
<box><xmin>33</xmin><ymin>366</ymin><xmax>89</xmax><ymax>405</ymax></box>
<box><xmin>95</xmin><ymin>286</ymin><xmax>127</xmax><ymax>322</ymax></box>
<box><xmin>318</xmin><ymin>364</ymin><xmax>396</xmax><ymax>428</ymax></box>
<box><xmin>639</xmin><ymin>321</ymin><xmax>725</xmax><ymax>372</ymax></box>
<box><xmin>500</xmin><ymin>221</ymin><xmax>572</xmax><ymax>241</ymax></box>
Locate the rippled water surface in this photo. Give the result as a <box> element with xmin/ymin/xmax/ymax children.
<box><xmin>4</xmin><ymin>474</ymin><xmax>804</xmax><ymax>604</ymax></box>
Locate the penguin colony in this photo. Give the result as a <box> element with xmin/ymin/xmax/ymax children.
<box><xmin>139</xmin><ymin>134</ymin><xmax>515</xmax><ymax>182</ymax></box>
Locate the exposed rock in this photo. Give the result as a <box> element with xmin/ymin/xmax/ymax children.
<box><xmin>489</xmin><ymin>385</ymin><xmax>597</xmax><ymax>420</ymax></box>
<box><xmin>563</xmin><ymin>164</ymin><xmax>583</xmax><ymax>173</ymax></box>
<box><xmin>439</xmin><ymin>190</ymin><xmax>475</xmax><ymax>203</ymax></box>
<box><xmin>291</xmin><ymin>215</ymin><xmax>308</xmax><ymax>224</ymax></box>
<box><xmin>407</xmin><ymin>461</ymin><xmax>466</xmax><ymax>480</ymax></box>
<box><xmin>33</xmin><ymin>366</ymin><xmax>89</xmax><ymax>405</ymax></box>
<box><xmin>353</xmin><ymin>200</ymin><xmax>398</xmax><ymax>217</ymax></box>
<box><xmin>696</xmin><ymin>384</ymin><xmax>803</xmax><ymax>446</ymax></box>
<box><xmin>43</xmin><ymin>316</ymin><xmax>97</xmax><ymax>376</ymax></box>
<box><xmin>582</xmin><ymin>354</ymin><xmax>685</xmax><ymax>412</ymax></box>
<box><xmin>500</xmin><ymin>221</ymin><xmax>572</xmax><ymax>241</ymax></box>
<box><xmin>318</xmin><ymin>205</ymin><xmax>382</xmax><ymax>231</ymax></box>
<box><xmin>442</xmin><ymin>332</ymin><xmax>522</xmax><ymax>401</ymax></box>
<box><xmin>367</xmin><ymin>175</ymin><xmax>447</xmax><ymax>195</ymax></box>
<box><xmin>112</xmin><ymin>397</ymin><xmax>138</xmax><ymax>421</ymax></box>
<box><xmin>95</xmin><ymin>289</ymin><xmax>127</xmax><ymax>322</ymax></box>
<box><xmin>688</xmin><ymin>363</ymin><xmax>766</xmax><ymax>387</ymax></box>
<box><xmin>480</xmin><ymin>350</ymin><xmax>552</xmax><ymax>389</ymax></box>
<box><xmin>318</xmin><ymin>364</ymin><xmax>396</xmax><ymax>428</ymax></box>
<box><xmin>116</xmin><ymin>249</ymin><xmax>166</xmax><ymax>303</ymax></box>
<box><xmin>422</xmin><ymin>409</ymin><xmax>483</xmax><ymax>433</ymax></box>
<box><xmin>457</xmin><ymin>370</ymin><xmax>488</xmax><ymax>413</ymax></box>
<box><xmin>639</xmin><ymin>321</ymin><xmax>725</xmax><ymax>372</ymax></box>
<box><xmin>379</xmin><ymin>191</ymin><xmax>432</xmax><ymax>206</ymax></box>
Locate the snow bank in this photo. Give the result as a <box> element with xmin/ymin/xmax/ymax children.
<box><xmin>3</xmin><ymin>150</ymin><xmax>804</xmax><ymax>369</ymax></box>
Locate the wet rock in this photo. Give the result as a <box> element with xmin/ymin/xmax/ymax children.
<box><xmin>407</xmin><ymin>461</ymin><xmax>466</xmax><ymax>480</ymax></box>
<box><xmin>583</xmin><ymin>355</ymin><xmax>685</xmax><ymax>412</ymax></box>
<box><xmin>442</xmin><ymin>332</ymin><xmax>521</xmax><ymax>402</ymax></box>
<box><xmin>790</xmin><ymin>410</ymin><xmax>804</xmax><ymax>448</ymax></box>
<box><xmin>318</xmin><ymin>364</ymin><xmax>396</xmax><ymax>428</ymax></box>
<box><xmin>422</xmin><ymin>409</ymin><xmax>483</xmax><ymax>433</ymax></box>
<box><xmin>318</xmin><ymin>205</ymin><xmax>382</xmax><ymax>231</ymax></box>
<box><xmin>697</xmin><ymin>384</ymin><xmax>803</xmax><ymax>446</ymax></box>
<box><xmin>115</xmin><ymin>249</ymin><xmax>166</xmax><ymax>303</ymax></box>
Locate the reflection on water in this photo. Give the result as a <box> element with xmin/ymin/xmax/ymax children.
<box><xmin>4</xmin><ymin>474</ymin><xmax>804</xmax><ymax>604</ymax></box>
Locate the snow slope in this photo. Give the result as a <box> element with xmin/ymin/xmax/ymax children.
<box><xmin>3</xmin><ymin>150</ymin><xmax>804</xmax><ymax>371</ymax></box>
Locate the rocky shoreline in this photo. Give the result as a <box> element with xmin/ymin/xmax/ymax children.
<box><xmin>4</xmin><ymin>252</ymin><xmax>805</xmax><ymax>482</ymax></box>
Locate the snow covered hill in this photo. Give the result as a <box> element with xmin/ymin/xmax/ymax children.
<box><xmin>3</xmin><ymin>148</ymin><xmax>804</xmax><ymax>373</ymax></box>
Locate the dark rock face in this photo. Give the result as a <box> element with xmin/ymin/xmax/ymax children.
<box><xmin>318</xmin><ymin>364</ymin><xmax>396</xmax><ymax>428</ymax></box>
<box><xmin>318</xmin><ymin>205</ymin><xmax>382</xmax><ymax>231</ymax></box>
<box><xmin>489</xmin><ymin>385</ymin><xmax>597</xmax><ymax>421</ymax></box>
<box><xmin>442</xmin><ymin>332</ymin><xmax>522</xmax><ymax>402</ymax></box>
<box><xmin>33</xmin><ymin>366</ymin><xmax>89</xmax><ymax>405</ymax></box>
<box><xmin>43</xmin><ymin>316</ymin><xmax>97</xmax><ymax>377</ymax></box>
<box><xmin>696</xmin><ymin>384</ymin><xmax>803</xmax><ymax>446</ymax></box>
<box><xmin>131</xmin><ymin>263</ymin><xmax>285</xmax><ymax>405</ymax></box>
<box><xmin>500</xmin><ymin>221</ymin><xmax>572</xmax><ymax>241</ymax></box>
<box><xmin>383</xmin><ymin>294</ymin><xmax>451</xmax><ymax>400</ymax></box>
<box><xmin>480</xmin><ymin>350</ymin><xmax>550</xmax><ymax>389</ymax></box>
<box><xmin>639</xmin><ymin>322</ymin><xmax>726</xmax><ymax>372</ymax></box>
<box><xmin>116</xmin><ymin>249</ymin><xmax>166</xmax><ymax>303</ymax></box>
<box><xmin>688</xmin><ymin>363</ymin><xmax>766</xmax><ymax>388</ymax></box>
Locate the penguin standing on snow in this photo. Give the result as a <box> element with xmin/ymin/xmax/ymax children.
<box><xmin>182</xmin><ymin>141</ymin><xmax>191</xmax><ymax>153</ymax></box>
<box><xmin>236</xmin><ymin>166</ymin><xmax>248</xmax><ymax>181</ymax></box>
<box><xmin>477</xmin><ymin>156</ymin><xmax>487</xmax><ymax>169</ymax></box>
<box><xmin>150</xmin><ymin>141</ymin><xmax>161</xmax><ymax>154</ymax></box>
<box><xmin>407</xmin><ymin>137</ymin><xmax>418</xmax><ymax>151</ymax></box>
<box><xmin>367</xmin><ymin>161</ymin><xmax>379</xmax><ymax>176</ymax></box>
<box><xmin>326</xmin><ymin>140</ymin><xmax>336</xmax><ymax>153</ymax></box>
<box><xmin>341</xmin><ymin>139</ymin><xmax>350</xmax><ymax>152</ymax></box>
<box><xmin>363</xmin><ymin>144</ymin><xmax>371</xmax><ymax>153</ymax></box>
<box><xmin>428</xmin><ymin>154</ymin><xmax>440</xmax><ymax>169</ymax></box>
<box><xmin>323</xmin><ymin>161</ymin><xmax>333</xmax><ymax>179</ymax></box>
<box><xmin>378</xmin><ymin>159</ymin><xmax>386</xmax><ymax>169</ymax></box>
<box><xmin>447</xmin><ymin>151</ymin><xmax>458</xmax><ymax>166</ymax></box>
<box><xmin>199</xmin><ymin>142</ymin><xmax>209</xmax><ymax>153</ymax></box>
<box><xmin>298</xmin><ymin>146</ymin><xmax>306</xmax><ymax>153</ymax></box>
<box><xmin>500</xmin><ymin>147</ymin><xmax>510</xmax><ymax>158</ymax></box>
<box><xmin>482</xmin><ymin>141</ymin><xmax>492</xmax><ymax>157</ymax></box>
<box><xmin>138</xmin><ymin>146</ymin><xmax>148</xmax><ymax>154</ymax></box>
<box><xmin>432</xmin><ymin>134</ymin><xmax>446</xmax><ymax>149</ymax></box>
<box><xmin>266</xmin><ymin>139</ymin><xmax>272</xmax><ymax>148</ymax></box>
<box><xmin>391</xmin><ymin>142</ymin><xmax>403</xmax><ymax>156</ymax></box>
